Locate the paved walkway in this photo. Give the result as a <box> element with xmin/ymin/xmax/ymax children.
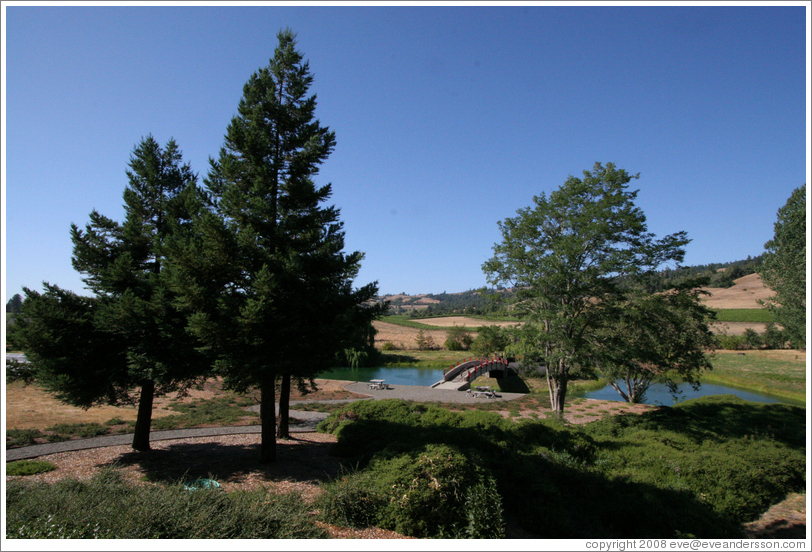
<box><xmin>6</xmin><ymin>383</ymin><xmax>524</xmax><ymax>461</ymax></box>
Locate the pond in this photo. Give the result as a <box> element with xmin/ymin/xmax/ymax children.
<box><xmin>582</xmin><ymin>381</ymin><xmax>804</xmax><ymax>407</ymax></box>
<box><xmin>321</xmin><ymin>366</ymin><xmax>447</xmax><ymax>387</ymax></box>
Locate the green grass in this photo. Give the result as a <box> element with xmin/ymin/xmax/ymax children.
<box><xmin>712</xmin><ymin>309</ymin><xmax>776</xmax><ymax>323</ymax></box>
<box><xmin>703</xmin><ymin>351</ymin><xmax>806</xmax><ymax>404</ymax></box>
<box><xmin>150</xmin><ymin>396</ymin><xmax>258</xmax><ymax>430</ymax></box>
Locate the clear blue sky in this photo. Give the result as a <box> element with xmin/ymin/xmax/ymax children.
<box><xmin>3</xmin><ymin>3</ymin><xmax>809</xmax><ymax>301</ymax></box>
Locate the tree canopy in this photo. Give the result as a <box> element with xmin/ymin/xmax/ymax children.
<box><xmin>15</xmin><ymin>136</ymin><xmax>208</xmax><ymax>451</ymax></box>
<box><xmin>758</xmin><ymin>184</ymin><xmax>806</xmax><ymax>349</ymax></box>
<box><xmin>595</xmin><ymin>282</ymin><xmax>717</xmax><ymax>403</ymax></box>
<box><xmin>483</xmin><ymin>162</ymin><xmax>690</xmax><ymax>414</ymax></box>
<box><xmin>168</xmin><ymin>29</ymin><xmax>380</xmax><ymax>462</ymax></box>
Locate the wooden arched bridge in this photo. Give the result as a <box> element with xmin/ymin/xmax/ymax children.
<box><xmin>431</xmin><ymin>356</ymin><xmax>511</xmax><ymax>391</ymax></box>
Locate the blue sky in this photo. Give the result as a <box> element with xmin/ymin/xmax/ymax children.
<box><xmin>3</xmin><ymin>3</ymin><xmax>809</xmax><ymax>301</ymax></box>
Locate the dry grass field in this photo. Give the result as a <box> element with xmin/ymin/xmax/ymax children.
<box><xmin>5</xmin><ymin>378</ymin><xmax>354</xmax><ymax>431</ymax></box>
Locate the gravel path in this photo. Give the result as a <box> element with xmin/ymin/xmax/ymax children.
<box><xmin>7</xmin><ymin>383</ymin><xmax>524</xmax><ymax>461</ymax></box>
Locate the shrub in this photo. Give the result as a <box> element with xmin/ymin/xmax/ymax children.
<box><xmin>6</xmin><ymin>469</ymin><xmax>326</xmax><ymax>539</ymax></box>
<box><xmin>47</xmin><ymin>423</ymin><xmax>108</xmax><ymax>439</ymax></box>
<box><xmin>742</xmin><ymin>328</ymin><xmax>763</xmax><ymax>350</ymax></box>
<box><xmin>716</xmin><ymin>333</ymin><xmax>745</xmax><ymax>350</ymax></box>
<box><xmin>6</xmin><ymin>429</ymin><xmax>44</xmax><ymax>448</ymax></box>
<box><xmin>318</xmin><ymin>469</ymin><xmax>385</xmax><ymax>528</ymax></box>
<box><xmin>342</xmin><ymin>444</ymin><xmax>505</xmax><ymax>538</ymax></box>
<box><xmin>415</xmin><ymin>330</ymin><xmax>437</xmax><ymax>350</ymax></box>
<box><xmin>762</xmin><ymin>323</ymin><xmax>787</xmax><ymax>349</ymax></box>
<box><xmin>444</xmin><ymin>325</ymin><xmax>474</xmax><ymax>351</ymax></box>
<box><xmin>6</xmin><ymin>460</ymin><xmax>57</xmax><ymax>476</ymax></box>
<box><xmin>381</xmin><ymin>341</ymin><xmax>398</xmax><ymax>351</ymax></box>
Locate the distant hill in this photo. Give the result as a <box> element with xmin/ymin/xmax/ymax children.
<box><xmin>381</xmin><ymin>256</ymin><xmax>768</xmax><ymax>317</ymax></box>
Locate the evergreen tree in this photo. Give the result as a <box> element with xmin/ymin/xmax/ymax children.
<box><xmin>18</xmin><ymin>136</ymin><xmax>208</xmax><ymax>451</ymax></box>
<box><xmin>170</xmin><ymin>29</ymin><xmax>379</xmax><ymax>462</ymax></box>
<box><xmin>6</xmin><ymin>293</ymin><xmax>23</xmax><ymax>313</ymax></box>
<box><xmin>758</xmin><ymin>185</ymin><xmax>806</xmax><ymax>348</ymax></box>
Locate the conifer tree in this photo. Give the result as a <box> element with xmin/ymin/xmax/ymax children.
<box><xmin>15</xmin><ymin>136</ymin><xmax>207</xmax><ymax>451</ymax></box>
<box><xmin>170</xmin><ymin>29</ymin><xmax>380</xmax><ymax>462</ymax></box>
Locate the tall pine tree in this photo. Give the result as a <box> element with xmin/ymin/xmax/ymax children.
<box><xmin>69</xmin><ymin>135</ymin><xmax>207</xmax><ymax>450</ymax></box>
<box><xmin>170</xmin><ymin>29</ymin><xmax>379</xmax><ymax>462</ymax></box>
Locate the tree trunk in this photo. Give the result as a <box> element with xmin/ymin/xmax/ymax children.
<box><xmin>277</xmin><ymin>373</ymin><xmax>291</xmax><ymax>439</ymax></box>
<box><xmin>259</xmin><ymin>371</ymin><xmax>277</xmax><ymax>463</ymax></box>
<box><xmin>548</xmin><ymin>359</ymin><xmax>568</xmax><ymax>416</ymax></box>
<box><xmin>132</xmin><ymin>379</ymin><xmax>155</xmax><ymax>451</ymax></box>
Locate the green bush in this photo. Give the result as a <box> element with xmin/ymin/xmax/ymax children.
<box><xmin>6</xmin><ymin>460</ymin><xmax>57</xmax><ymax>476</ymax></box>
<box><xmin>6</xmin><ymin>469</ymin><xmax>327</xmax><ymax>539</ymax></box>
<box><xmin>318</xmin><ymin>395</ymin><xmax>804</xmax><ymax>538</ymax></box>
<box><xmin>762</xmin><ymin>323</ymin><xmax>787</xmax><ymax>349</ymax></box>
<box><xmin>320</xmin><ymin>444</ymin><xmax>505</xmax><ymax>538</ymax></box>
<box><xmin>6</xmin><ymin>429</ymin><xmax>44</xmax><ymax>448</ymax></box>
<box><xmin>742</xmin><ymin>328</ymin><xmax>763</xmax><ymax>350</ymax></box>
<box><xmin>716</xmin><ymin>333</ymin><xmax>745</xmax><ymax>350</ymax></box>
<box><xmin>444</xmin><ymin>325</ymin><xmax>474</xmax><ymax>351</ymax></box>
<box><xmin>47</xmin><ymin>423</ymin><xmax>108</xmax><ymax>439</ymax></box>
<box><xmin>318</xmin><ymin>469</ymin><xmax>386</xmax><ymax>528</ymax></box>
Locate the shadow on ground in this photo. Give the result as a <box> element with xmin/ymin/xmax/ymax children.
<box><xmin>100</xmin><ymin>437</ymin><xmax>342</xmax><ymax>486</ymax></box>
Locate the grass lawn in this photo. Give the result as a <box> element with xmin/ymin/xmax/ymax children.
<box><xmin>703</xmin><ymin>349</ymin><xmax>806</xmax><ymax>404</ymax></box>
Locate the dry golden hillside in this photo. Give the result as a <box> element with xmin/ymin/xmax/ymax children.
<box><xmin>699</xmin><ymin>272</ymin><xmax>775</xmax><ymax>310</ymax></box>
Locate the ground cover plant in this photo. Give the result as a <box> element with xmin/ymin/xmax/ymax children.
<box><xmin>6</xmin><ymin>469</ymin><xmax>327</xmax><ymax>539</ymax></box>
<box><xmin>316</xmin><ymin>396</ymin><xmax>805</xmax><ymax>538</ymax></box>
<box><xmin>6</xmin><ymin>460</ymin><xmax>57</xmax><ymax>477</ymax></box>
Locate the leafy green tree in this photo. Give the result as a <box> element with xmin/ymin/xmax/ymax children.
<box><xmin>169</xmin><ymin>29</ymin><xmax>378</xmax><ymax>461</ymax></box>
<box><xmin>15</xmin><ymin>136</ymin><xmax>207</xmax><ymax>451</ymax></box>
<box><xmin>595</xmin><ymin>283</ymin><xmax>717</xmax><ymax>403</ymax></box>
<box><xmin>758</xmin><ymin>185</ymin><xmax>806</xmax><ymax>349</ymax></box>
<box><xmin>444</xmin><ymin>325</ymin><xmax>474</xmax><ymax>351</ymax></box>
<box><xmin>471</xmin><ymin>325</ymin><xmax>511</xmax><ymax>356</ymax></box>
<box><xmin>483</xmin><ymin>162</ymin><xmax>689</xmax><ymax>414</ymax></box>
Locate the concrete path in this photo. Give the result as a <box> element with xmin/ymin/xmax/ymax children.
<box><xmin>6</xmin><ymin>383</ymin><xmax>525</xmax><ymax>461</ymax></box>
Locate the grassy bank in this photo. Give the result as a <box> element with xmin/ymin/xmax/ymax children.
<box><xmin>702</xmin><ymin>350</ymin><xmax>806</xmax><ymax>404</ymax></box>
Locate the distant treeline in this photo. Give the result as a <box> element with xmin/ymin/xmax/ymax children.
<box><xmin>620</xmin><ymin>255</ymin><xmax>763</xmax><ymax>293</ymax></box>
<box><xmin>389</xmin><ymin>256</ymin><xmax>764</xmax><ymax>318</ymax></box>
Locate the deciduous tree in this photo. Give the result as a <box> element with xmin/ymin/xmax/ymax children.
<box><xmin>595</xmin><ymin>283</ymin><xmax>717</xmax><ymax>403</ymax></box>
<box><xmin>483</xmin><ymin>162</ymin><xmax>689</xmax><ymax>414</ymax></box>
